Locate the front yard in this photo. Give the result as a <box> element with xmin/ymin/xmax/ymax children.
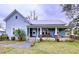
<box><xmin>0</xmin><ymin>40</ymin><xmax>79</xmax><ymax>54</ymax></box>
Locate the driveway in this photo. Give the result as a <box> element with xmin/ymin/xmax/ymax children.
<box><xmin>0</xmin><ymin>43</ymin><xmax>31</xmax><ymax>48</ymax></box>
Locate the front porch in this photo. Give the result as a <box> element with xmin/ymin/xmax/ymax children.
<box><xmin>27</xmin><ymin>27</ymin><xmax>66</xmax><ymax>41</ymax></box>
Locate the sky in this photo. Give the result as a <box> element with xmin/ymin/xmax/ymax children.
<box><xmin>0</xmin><ymin>4</ymin><xmax>70</xmax><ymax>28</ymax></box>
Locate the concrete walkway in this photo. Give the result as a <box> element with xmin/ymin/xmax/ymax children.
<box><xmin>0</xmin><ymin>43</ymin><xmax>31</xmax><ymax>48</ymax></box>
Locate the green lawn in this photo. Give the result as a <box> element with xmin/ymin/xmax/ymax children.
<box><xmin>0</xmin><ymin>40</ymin><xmax>79</xmax><ymax>54</ymax></box>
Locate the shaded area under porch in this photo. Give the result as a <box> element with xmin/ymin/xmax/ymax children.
<box><xmin>27</xmin><ymin>27</ymin><xmax>66</xmax><ymax>38</ymax></box>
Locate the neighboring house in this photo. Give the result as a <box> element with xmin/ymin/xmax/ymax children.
<box><xmin>0</xmin><ymin>28</ymin><xmax>5</xmax><ymax>35</ymax></box>
<box><xmin>4</xmin><ymin>9</ymin><xmax>68</xmax><ymax>40</ymax></box>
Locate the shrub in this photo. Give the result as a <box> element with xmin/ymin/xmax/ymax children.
<box><xmin>11</xmin><ymin>36</ymin><xmax>15</xmax><ymax>41</ymax></box>
<box><xmin>0</xmin><ymin>35</ymin><xmax>2</xmax><ymax>41</ymax></box>
<box><xmin>0</xmin><ymin>34</ymin><xmax>9</xmax><ymax>40</ymax></box>
<box><xmin>14</xmin><ymin>29</ymin><xmax>26</xmax><ymax>41</ymax></box>
<box><xmin>74</xmin><ymin>35</ymin><xmax>79</xmax><ymax>40</ymax></box>
<box><xmin>74</xmin><ymin>29</ymin><xmax>79</xmax><ymax>35</ymax></box>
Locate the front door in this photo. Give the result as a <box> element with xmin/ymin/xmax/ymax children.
<box><xmin>32</xmin><ymin>28</ymin><xmax>37</xmax><ymax>37</ymax></box>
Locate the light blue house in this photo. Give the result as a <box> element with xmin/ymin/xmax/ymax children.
<box><xmin>4</xmin><ymin>10</ymin><xmax>68</xmax><ymax>40</ymax></box>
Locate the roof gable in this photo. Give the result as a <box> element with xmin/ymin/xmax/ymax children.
<box><xmin>4</xmin><ymin>9</ymin><xmax>30</xmax><ymax>24</ymax></box>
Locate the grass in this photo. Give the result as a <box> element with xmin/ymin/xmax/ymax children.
<box><xmin>0</xmin><ymin>40</ymin><xmax>79</xmax><ymax>54</ymax></box>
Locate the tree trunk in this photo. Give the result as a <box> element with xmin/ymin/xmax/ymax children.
<box><xmin>18</xmin><ymin>37</ymin><xmax>22</xmax><ymax>41</ymax></box>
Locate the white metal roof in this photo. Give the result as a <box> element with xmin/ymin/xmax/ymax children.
<box><xmin>29</xmin><ymin>19</ymin><xmax>66</xmax><ymax>25</ymax></box>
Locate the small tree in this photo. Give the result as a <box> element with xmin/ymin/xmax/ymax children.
<box><xmin>14</xmin><ymin>29</ymin><xmax>26</xmax><ymax>41</ymax></box>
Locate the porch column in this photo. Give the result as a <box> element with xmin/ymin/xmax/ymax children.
<box><xmin>40</xmin><ymin>27</ymin><xmax>42</xmax><ymax>35</ymax></box>
<box><xmin>55</xmin><ymin>27</ymin><xmax>58</xmax><ymax>35</ymax></box>
<box><xmin>26</xmin><ymin>27</ymin><xmax>28</xmax><ymax>40</ymax></box>
<box><xmin>36</xmin><ymin>27</ymin><xmax>39</xmax><ymax>38</ymax></box>
<box><xmin>54</xmin><ymin>27</ymin><xmax>60</xmax><ymax>41</ymax></box>
<box><xmin>39</xmin><ymin>27</ymin><xmax>42</xmax><ymax>41</ymax></box>
<box><xmin>29</xmin><ymin>27</ymin><xmax>30</xmax><ymax>37</ymax></box>
<box><xmin>70</xmin><ymin>28</ymin><xmax>74</xmax><ymax>40</ymax></box>
<box><xmin>71</xmin><ymin>28</ymin><xmax>74</xmax><ymax>35</ymax></box>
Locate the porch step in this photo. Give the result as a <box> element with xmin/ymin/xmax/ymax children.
<box><xmin>42</xmin><ymin>37</ymin><xmax>55</xmax><ymax>41</ymax></box>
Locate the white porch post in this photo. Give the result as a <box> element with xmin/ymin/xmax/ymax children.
<box><xmin>36</xmin><ymin>27</ymin><xmax>39</xmax><ymax>38</ymax></box>
<box><xmin>71</xmin><ymin>28</ymin><xmax>74</xmax><ymax>35</ymax></box>
<box><xmin>40</xmin><ymin>27</ymin><xmax>42</xmax><ymax>35</ymax></box>
<box><xmin>29</xmin><ymin>27</ymin><xmax>30</xmax><ymax>37</ymax></box>
<box><xmin>55</xmin><ymin>27</ymin><xmax>58</xmax><ymax>35</ymax></box>
<box><xmin>26</xmin><ymin>27</ymin><xmax>28</xmax><ymax>40</ymax></box>
<box><xmin>36</xmin><ymin>27</ymin><xmax>40</xmax><ymax>42</ymax></box>
<box><xmin>54</xmin><ymin>27</ymin><xmax>60</xmax><ymax>41</ymax></box>
<box><xmin>70</xmin><ymin>28</ymin><xmax>74</xmax><ymax>41</ymax></box>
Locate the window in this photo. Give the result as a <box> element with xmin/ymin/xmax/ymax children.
<box><xmin>13</xmin><ymin>28</ymin><xmax>15</xmax><ymax>34</ymax></box>
<box><xmin>33</xmin><ymin>32</ymin><xmax>35</xmax><ymax>34</ymax></box>
<box><xmin>46</xmin><ymin>32</ymin><xmax>47</xmax><ymax>34</ymax></box>
<box><xmin>15</xmin><ymin>16</ymin><xmax>18</xmax><ymax>19</ymax></box>
<box><xmin>42</xmin><ymin>32</ymin><xmax>44</xmax><ymax>35</ymax></box>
